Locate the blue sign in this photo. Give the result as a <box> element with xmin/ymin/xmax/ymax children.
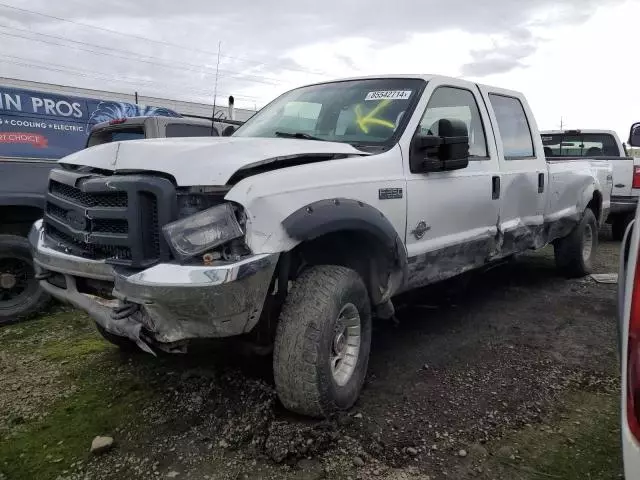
<box><xmin>0</xmin><ymin>86</ymin><xmax>181</xmax><ymax>160</ymax></box>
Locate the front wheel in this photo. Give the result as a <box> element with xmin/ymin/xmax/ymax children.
<box><xmin>273</xmin><ymin>265</ymin><xmax>372</xmax><ymax>417</ymax></box>
<box><xmin>554</xmin><ymin>208</ymin><xmax>598</xmax><ymax>277</ymax></box>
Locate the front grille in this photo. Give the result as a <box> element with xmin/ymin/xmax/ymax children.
<box><xmin>46</xmin><ymin>203</ymin><xmax>67</xmax><ymax>223</ymax></box>
<box><xmin>47</xmin><ymin>225</ymin><xmax>132</xmax><ymax>261</ymax></box>
<box><xmin>43</xmin><ymin>170</ymin><xmax>177</xmax><ymax>268</ymax></box>
<box><xmin>149</xmin><ymin>197</ymin><xmax>160</xmax><ymax>258</ymax></box>
<box><xmin>50</xmin><ymin>180</ymin><xmax>127</xmax><ymax>208</ymax></box>
<box><xmin>92</xmin><ymin>219</ymin><xmax>128</xmax><ymax>234</ymax></box>
<box><xmin>46</xmin><ymin>203</ymin><xmax>128</xmax><ymax>235</ymax></box>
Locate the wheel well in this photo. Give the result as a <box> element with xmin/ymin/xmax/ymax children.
<box><xmin>249</xmin><ymin>229</ymin><xmax>404</xmax><ymax>347</ymax></box>
<box><xmin>290</xmin><ymin>230</ymin><xmax>402</xmax><ymax>307</ymax></box>
<box><xmin>0</xmin><ymin>206</ymin><xmax>43</xmax><ymax>236</ymax></box>
<box><xmin>587</xmin><ymin>191</ymin><xmax>602</xmax><ymax>223</ymax></box>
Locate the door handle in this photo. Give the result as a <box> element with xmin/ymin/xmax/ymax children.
<box><xmin>538</xmin><ymin>173</ymin><xmax>545</xmax><ymax>193</ymax></box>
<box><xmin>492</xmin><ymin>176</ymin><xmax>500</xmax><ymax>200</ymax></box>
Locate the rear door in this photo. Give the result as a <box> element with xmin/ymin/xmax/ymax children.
<box><xmin>479</xmin><ymin>87</ymin><xmax>547</xmax><ymax>253</ymax></box>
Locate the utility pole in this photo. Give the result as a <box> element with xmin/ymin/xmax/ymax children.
<box><xmin>211</xmin><ymin>40</ymin><xmax>222</xmax><ymax>135</ymax></box>
<box><xmin>559</xmin><ymin>116</ymin><xmax>564</xmax><ymax>130</ymax></box>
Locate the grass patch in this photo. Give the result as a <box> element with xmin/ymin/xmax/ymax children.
<box><xmin>2</xmin><ymin>308</ymin><xmax>110</xmax><ymax>362</ymax></box>
<box><xmin>41</xmin><ymin>335</ymin><xmax>109</xmax><ymax>361</ymax></box>
<box><xmin>0</xmin><ymin>356</ymin><xmax>152</xmax><ymax>480</ymax></box>
<box><xmin>0</xmin><ymin>311</ymin><xmax>157</xmax><ymax>479</ymax></box>
<box><xmin>487</xmin><ymin>390</ymin><xmax>622</xmax><ymax>479</ymax></box>
<box><xmin>1</xmin><ymin>309</ymin><xmax>92</xmax><ymax>347</ymax></box>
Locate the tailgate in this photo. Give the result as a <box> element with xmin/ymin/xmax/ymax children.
<box><xmin>611</xmin><ymin>158</ymin><xmax>634</xmax><ymax>197</ymax></box>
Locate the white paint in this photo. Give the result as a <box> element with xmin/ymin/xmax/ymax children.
<box><xmin>402</xmin><ymin>76</ymin><xmax>500</xmax><ymax>259</ymax></box>
<box><xmin>61</xmin><ymin>136</ymin><xmax>368</xmax><ymax>186</ymax></box>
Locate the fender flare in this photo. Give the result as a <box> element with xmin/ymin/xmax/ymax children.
<box><xmin>282</xmin><ymin>198</ymin><xmax>408</xmax><ymax>298</ymax></box>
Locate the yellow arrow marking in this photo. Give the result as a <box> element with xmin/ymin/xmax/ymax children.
<box><xmin>354</xmin><ymin>99</ymin><xmax>396</xmax><ymax>134</ymax></box>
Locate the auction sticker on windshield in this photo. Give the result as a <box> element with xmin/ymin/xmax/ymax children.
<box><xmin>365</xmin><ymin>90</ymin><xmax>412</xmax><ymax>101</ymax></box>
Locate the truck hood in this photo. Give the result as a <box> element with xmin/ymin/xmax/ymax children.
<box><xmin>59</xmin><ymin>137</ymin><xmax>369</xmax><ymax>186</ymax></box>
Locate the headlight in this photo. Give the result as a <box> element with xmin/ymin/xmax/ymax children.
<box><xmin>176</xmin><ymin>190</ymin><xmax>227</xmax><ymax>219</ymax></box>
<box><xmin>162</xmin><ymin>203</ymin><xmax>244</xmax><ymax>261</ymax></box>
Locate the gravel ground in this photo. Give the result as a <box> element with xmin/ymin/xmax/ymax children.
<box><xmin>0</xmin><ymin>232</ymin><xmax>622</xmax><ymax>480</ymax></box>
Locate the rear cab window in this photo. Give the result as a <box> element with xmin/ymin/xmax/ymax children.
<box><xmin>165</xmin><ymin>124</ymin><xmax>218</xmax><ymax>138</ymax></box>
<box><xmin>541</xmin><ymin>132</ymin><xmax>621</xmax><ymax>157</ymax></box>
<box><xmin>488</xmin><ymin>94</ymin><xmax>535</xmax><ymax>159</ymax></box>
<box><xmin>86</xmin><ymin>127</ymin><xmax>145</xmax><ymax>147</ymax></box>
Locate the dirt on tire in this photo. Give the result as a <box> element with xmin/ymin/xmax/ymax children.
<box><xmin>274</xmin><ymin>265</ymin><xmax>372</xmax><ymax>417</ymax></box>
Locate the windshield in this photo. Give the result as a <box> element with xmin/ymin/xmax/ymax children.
<box><xmin>233</xmin><ymin>78</ymin><xmax>426</xmax><ymax>148</ymax></box>
<box><xmin>541</xmin><ymin>133</ymin><xmax>621</xmax><ymax>157</ymax></box>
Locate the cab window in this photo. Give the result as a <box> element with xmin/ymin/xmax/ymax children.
<box><xmin>488</xmin><ymin>94</ymin><xmax>535</xmax><ymax>159</ymax></box>
<box><xmin>165</xmin><ymin>124</ymin><xmax>218</xmax><ymax>137</ymax></box>
<box><xmin>86</xmin><ymin>127</ymin><xmax>145</xmax><ymax>147</ymax></box>
<box><xmin>418</xmin><ymin>86</ymin><xmax>488</xmax><ymax>158</ymax></box>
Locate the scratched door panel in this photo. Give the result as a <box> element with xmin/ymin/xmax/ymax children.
<box><xmin>402</xmin><ymin>80</ymin><xmax>500</xmax><ymax>287</ymax></box>
<box><xmin>480</xmin><ymin>89</ymin><xmax>547</xmax><ymax>254</ymax></box>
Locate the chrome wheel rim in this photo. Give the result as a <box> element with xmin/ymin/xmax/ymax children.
<box><xmin>582</xmin><ymin>224</ymin><xmax>593</xmax><ymax>263</ymax></box>
<box><xmin>330</xmin><ymin>303</ymin><xmax>361</xmax><ymax>387</ymax></box>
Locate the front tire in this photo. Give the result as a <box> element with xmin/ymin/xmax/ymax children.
<box><xmin>273</xmin><ymin>265</ymin><xmax>372</xmax><ymax>417</ymax></box>
<box><xmin>0</xmin><ymin>235</ymin><xmax>50</xmax><ymax>324</ymax></box>
<box><xmin>554</xmin><ymin>208</ymin><xmax>598</xmax><ymax>277</ymax></box>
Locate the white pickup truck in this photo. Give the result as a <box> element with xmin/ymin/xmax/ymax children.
<box><xmin>541</xmin><ymin>129</ymin><xmax>639</xmax><ymax>240</ymax></box>
<box><xmin>29</xmin><ymin>74</ymin><xmax>612</xmax><ymax>417</ymax></box>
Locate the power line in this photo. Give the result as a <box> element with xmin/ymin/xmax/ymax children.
<box><xmin>1</xmin><ymin>60</ymin><xmax>262</xmax><ymax>112</ymax></box>
<box><xmin>0</xmin><ymin>2</ymin><xmax>330</xmax><ymax>77</ymax></box>
<box><xmin>0</xmin><ymin>29</ymin><xmax>280</xmax><ymax>86</ymax></box>
<box><xmin>0</xmin><ymin>26</ymin><xmax>284</xmax><ymax>86</ymax></box>
<box><xmin>0</xmin><ymin>56</ymin><xmax>260</xmax><ymax>102</ymax></box>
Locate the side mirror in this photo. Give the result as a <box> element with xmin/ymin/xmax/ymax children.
<box><xmin>629</xmin><ymin>122</ymin><xmax>640</xmax><ymax>147</ymax></box>
<box><xmin>222</xmin><ymin>125</ymin><xmax>236</xmax><ymax>137</ymax></box>
<box><xmin>409</xmin><ymin>118</ymin><xmax>470</xmax><ymax>173</ymax></box>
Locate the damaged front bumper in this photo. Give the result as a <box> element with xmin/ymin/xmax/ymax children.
<box><xmin>29</xmin><ymin>220</ymin><xmax>278</xmax><ymax>353</ymax></box>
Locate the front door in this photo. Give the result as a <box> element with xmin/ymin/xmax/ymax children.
<box><xmin>403</xmin><ymin>80</ymin><xmax>501</xmax><ymax>289</ymax></box>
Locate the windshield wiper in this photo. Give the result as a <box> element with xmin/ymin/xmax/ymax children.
<box><xmin>274</xmin><ymin>131</ymin><xmax>326</xmax><ymax>141</ymax></box>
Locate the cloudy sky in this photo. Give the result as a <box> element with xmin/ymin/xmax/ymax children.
<box><xmin>0</xmin><ymin>0</ymin><xmax>638</xmax><ymax>139</ymax></box>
